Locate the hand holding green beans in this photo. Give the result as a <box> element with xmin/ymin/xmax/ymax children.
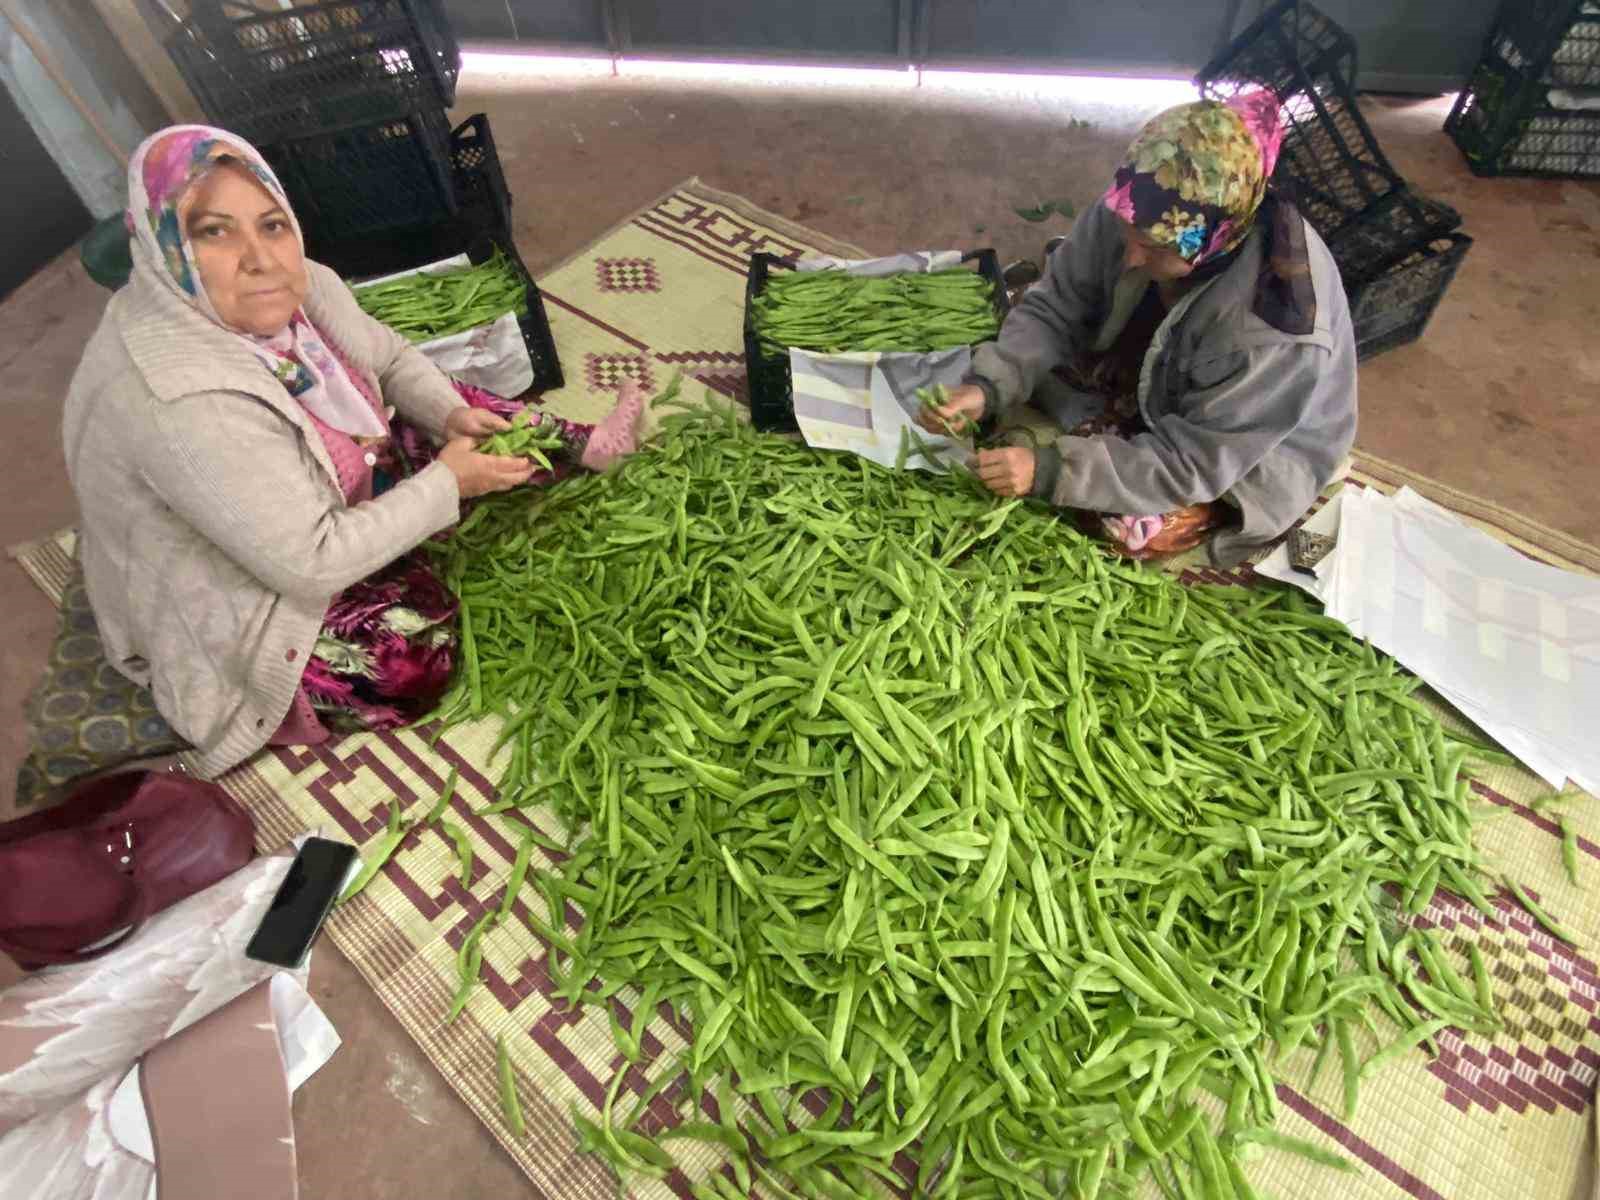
<box><xmin>437</xmin><ymin>437</ymin><xmax>536</xmax><ymax>499</ymax></box>
<box><xmin>914</xmin><ymin>381</ymin><xmax>986</xmax><ymax>437</ymax></box>
<box><xmin>478</xmin><ymin>407</ymin><xmax>567</xmax><ymax>470</ymax></box>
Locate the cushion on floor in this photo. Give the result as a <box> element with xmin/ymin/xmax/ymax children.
<box><xmin>15</xmin><ymin>563</ymin><xmax>186</xmax><ymax>806</ymax></box>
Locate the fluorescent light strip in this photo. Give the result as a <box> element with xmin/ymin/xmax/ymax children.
<box><xmin>619</xmin><ymin>57</ymin><xmax>914</xmax><ymax>87</ymax></box>
<box><xmin>461</xmin><ymin>50</ymin><xmax>614</xmax><ymax>77</ymax></box>
<box><xmin>920</xmin><ymin>68</ymin><xmax>1198</xmax><ymax>105</ymax></box>
<box><xmin>460</xmin><ymin>49</ymin><xmax>1198</xmax><ymax>103</ymax></box>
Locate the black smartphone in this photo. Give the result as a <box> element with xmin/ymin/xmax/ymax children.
<box><xmin>245</xmin><ymin>837</ymin><xmax>359</xmax><ymax>968</ymax></box>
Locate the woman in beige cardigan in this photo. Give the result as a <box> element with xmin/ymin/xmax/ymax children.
<box><xmin>64</xmin><ymin>125</ymin><xmax>640</xmax><ymax>778</ymax></box>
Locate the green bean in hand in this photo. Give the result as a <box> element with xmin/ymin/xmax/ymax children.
<box><xmin>478</xmin><ymin>407</ymin><xmax>567</xmax><ymax>470</ymax></box>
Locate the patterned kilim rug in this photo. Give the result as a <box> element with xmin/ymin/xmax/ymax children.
<box><xmin>9</xmin><ymin>178</ymin><xmax>1599</xmax><ymax>1200</ymax></box>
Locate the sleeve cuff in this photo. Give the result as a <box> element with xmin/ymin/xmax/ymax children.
<box><xmin>963</xmin><ymin>373</ymin><xmax>1000</xmax><ymax>418</ymax></box>
<box><xmin>1030</xmin><ymin>445</ymin><xmax>1062</xmax><ymax>501</ymax></box>
<box><xmin>414</xmin><ymin>458</ymin><xmax>463</xmax><ymax>530</ymax></box>
<box><xmin>963</xmin><ymin>373</ymin><xmax>1003</xmax><ymax>440</ymax></box>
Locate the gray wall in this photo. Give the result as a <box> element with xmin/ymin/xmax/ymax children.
<box><xmin>440</xmin><ymin>0</ymin><xmax>1504</xmax><ymax>93</ymax></box>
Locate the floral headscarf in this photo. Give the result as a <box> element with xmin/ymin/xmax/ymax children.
<box><xmin>126</xmin><ymin>125</ymin><xmax>386</xmax><ymax>438</ymax></box>
<box><xmin>1102</xmin><ymin>91</ymin><xmax>1285</xmax><ymax>266</ymax></box>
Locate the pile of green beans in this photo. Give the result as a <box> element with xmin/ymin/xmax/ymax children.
<box><xmin>351</xmin><ymin>249</ymin><xmax>529</xmax><ymax>342</ymax></box>
<box><xmin>479</xmin><ymin>408</ymin><xmax>567</xmax><ymax>469</ymax></box>
<box><xmin>432</xmin><ymin>397</ymin><xmax>1533</xmax><ymax>1199</ymax></box>
<box><xmin>752</xmin><ymin>268</ymin><xmax>1001</xmax><ymax>355</ymax></box>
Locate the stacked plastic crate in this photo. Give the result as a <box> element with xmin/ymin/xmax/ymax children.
<box><xmin>1447</xmin><ymin>0</ymin><xmax>1600</xmax><ymax>178</ymax></box>
<box><xmin>151</xmin><ymin>0</ymin><xmax>560</xmax><ymax>389</ymax></box>
<box><xmin>1198</xmin><ymin>0</ymin><xmax>1473</xmax><ymax>361</ymax></box>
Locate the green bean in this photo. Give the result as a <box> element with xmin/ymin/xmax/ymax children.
<box><xmin>337</xmin><ymin>803</ymin><xmax>406</xmax><ymax>904</ymax></box>
<box><xmin>443</xmin><ymin>820</ymin><xmax>474</xmax><ymax>887</ymax></box>
<box><xmin>448</xmin><ymin>908</ymin><xmax>496</xmax><ymax>1022</ymax></box>
<box><xmin>1360</xmin><ymin>1018</ymin><xmax>1451</xmax><ymax>1080</ymax></box>
<box><xmin>1506</xmin><ymin>877</ymin><xmax>1583</xmax><ymax>946</ymax></box>
<box><xmin>1560</xmin><ymin>815</ymin><xmax>1582</xmax><ymax>887</ymax></box>
<box><xmin>497</xmin><ymin>1034</ymin><xmax>526</xmax><ymax>1137</ymax></box>
<box><xmin>426</xmin><ymin>396</ymin><xmax>1520</xmax><ymax>1200</ymax></box>
<box><xmin>423</xmin><ymin>766</ymin><xmax>460</xmax><ymax>825</ymax></box>
<box><xmin>352</xmin><ymin>249</ymin><xmax>530</xmax><ymax>342</ymax></box>
<box><xmin>500</xmin><ymin>826</ymin><xmax>536</xmax><ymax>920</ymax></box>
<box><xmin>1232</xmin><ymin>1126</ymin><xmax>1355</xmax><ymax>1172</ymax></box>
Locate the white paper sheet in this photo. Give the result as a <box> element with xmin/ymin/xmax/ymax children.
<box><xmin>789</xmin><ymin>347</ymin><xmax>975</xmax><ymax>473</ymax></box>
<box><xmin>1264</xmin><ymin>486</ymin><xmax>1600</xmax><ymax>792</ymax></box>
<box><xmin>792</xmin><ymin>250</ymin><xmax>964</xmax><ymax>275</ymax></box>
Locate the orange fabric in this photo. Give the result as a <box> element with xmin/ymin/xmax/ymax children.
<box><xmin>1097</xmin><ymin>503</ymin><xmax>1229</xmax><ymax>560</ymax></box>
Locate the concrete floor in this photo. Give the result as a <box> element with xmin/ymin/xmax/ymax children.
<box><xmin>2</xmin><ymin>65</ymin><xmax>1598</xmax><ymax>1198</ymax></box>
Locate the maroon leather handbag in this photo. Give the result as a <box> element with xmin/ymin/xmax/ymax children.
<box><xmin>0</xmin><ymin>771</ymin><xmax>255</xmax><ymax>968</ymax></box>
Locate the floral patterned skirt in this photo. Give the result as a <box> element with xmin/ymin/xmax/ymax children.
<box><xmin>274</xmin><ymin>384</ymin><xmax>595</xmax><ymax>742</ymax></box>
<box><xmin>1046</xmin><ymin>361</ymin><xmax>1230</xmax><ymax>561</ymax></box>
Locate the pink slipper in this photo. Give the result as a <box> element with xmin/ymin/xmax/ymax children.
<box><xmin>580</xmin><ymin>378</ymin><xmax>646</xmax><ymax>472</ymax></box>
<box><xmin>1101</xmin><ymin>513</ymin><xmax>1166</xmax><ymax>553</ymax></box>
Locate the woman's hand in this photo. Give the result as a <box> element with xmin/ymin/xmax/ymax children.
<box><xmin>444</xmin><ymin>406</ymin><xmax>513</xmax><ymax>440</ymax></box>
<box><xmin>437</xmin><ymin>437</ymin><xmax>535</xmax><ymax>498</ymax></box>
<box><xmin>915</xmin><ymin>383</ymin><xmax>986</xmax><ymax>437</ymax></box>
<box><xmin>976</xmin><ymin>447</ymin><xmax>1036</xmax><ymax>498</ymax></box>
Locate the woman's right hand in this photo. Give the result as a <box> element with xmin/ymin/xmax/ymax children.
<box><xmin>915</xmin><ymin>383</ymin><xmax>986</xmax><ymax>437</ymax></box>
<box><xmin>437</xmin><ymin>437</ymin><xmax>536</xmax><ymax>498</ymax></box>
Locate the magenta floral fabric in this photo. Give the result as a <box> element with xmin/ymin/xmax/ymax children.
<box><xmin>283</xmin><ymin>383</ymin><xmax>598</xmax><ymax>738</ymax></box>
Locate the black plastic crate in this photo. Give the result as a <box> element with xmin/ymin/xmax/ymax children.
<box><xmin>1202</xmin><ymin>3</ymin><xmax>1406</xmax><ymax>203</ymax></box>
<box><xmin>264</xmin><ymin>105</ymin><xmax>458</xmax><ymax>259</ymax></box>
<box><xmin>1201</xmin><ymin>1</ymin><xmax>1460</xmax><ymax>281</ymax></box>
<box><xmin>1447</xmin><ymin>46</ymin><xmax>1600</xmax><ymax>177</ymax></box>
<box><xmin>1315</xmin><ymin>182</ymin><xmax>1463</xmax><ymax>286</ymax></box>
<box><xmin>742</xmin><ymin>251</ymin><xmax>1010</xmax><ymax>434</ymax></box>
<box><xmin>351</xmin><ymin>231</ymin><xmax>562</xmax><ymax>396</ymax></box>
<box><xmin>486</xmin><ymin>234</ymin><xmax>563</xmax><ymax>395</ymax></box>
<box><xmin>1530</xmin><ymin>16</ymin><xmax>1600</xmax><ymax>86</ymax></box>
<box><xmin>306</xmin><ymin>113</ymin><xmax>513</xmax><ymax>280</ymax></box>
<box><xmin>1198</xmin><ymin>0</ymin><xmax>1357</xmax><ymax>103</ymax></box>
<box><xmin>164</xmin><ymin>0</ymin><xmax>459</xmax><ymax>145</ymax></box>
<box><xmin>1349</xmin><ymin>234</ymin><xmax>1473</xmax><ymax>361</ymax></box>
<box><xmin>1454</xmin><ymin>103</ymin><xmax>1600</xmax><ymax>177</ymax></box>
<box><xmin>1491</xmin><ymin>15</ymin><xmax>1600</xmax><ymax>86</ymax></box>
<box><xmin>1490</xmin><ymin>0</ymin><xmax>1594</xmax><ymax>75</ymax></box>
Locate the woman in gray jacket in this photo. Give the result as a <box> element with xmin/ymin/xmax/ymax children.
<box><xmin>64</xmin><ymin>126</ymin><xmax>640</xmax><ymax>776</ymax></box>
<box><xmin>921</xmin><ymin>91</ymin><xmax>1357</xmax><ymax>564</ymax></box>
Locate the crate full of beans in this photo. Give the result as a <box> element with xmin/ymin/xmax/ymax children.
<box><xmin>742</xmin><ymin>251</ymin><xmax>1009</xmax><ymax>447</ymax></box>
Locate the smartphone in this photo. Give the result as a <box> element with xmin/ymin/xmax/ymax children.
<box><xmin>245</xmin><ymin>837</ymin><xmax>359</xmax><ymax>968</ymax></box>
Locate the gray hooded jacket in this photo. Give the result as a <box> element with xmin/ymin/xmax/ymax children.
<box><xmin>969</xmin><ymin>202</ymin><xmax>1358</xmax><ymax>565</ymax></box>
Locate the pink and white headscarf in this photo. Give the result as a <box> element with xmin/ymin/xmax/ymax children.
<box><xmin>125</xmin><ymin>125</ymin><xmax>386</xmax><ymax>438</ymax></box>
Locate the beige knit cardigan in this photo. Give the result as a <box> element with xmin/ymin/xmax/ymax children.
<box><xmin>64</xmin><ymin>256</ymin><xmax>466</xmax><ymax>777</ymax></box>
